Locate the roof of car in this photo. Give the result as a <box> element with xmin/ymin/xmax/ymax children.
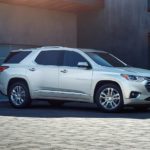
<box><xmin>11</xmin><ymin>46</ymin><xmax>108</xmax><ymax>53</ymax></box>
<box><xmin>80</xmin><ymin>48</ymin><xmax>107</xmax><ymax>53</ymax></box>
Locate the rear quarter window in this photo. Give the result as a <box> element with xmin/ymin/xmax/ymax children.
<box><xmin>4</xmin><ymin>51</ymin><xmax>31</xmax><ymax>64</ymax></box>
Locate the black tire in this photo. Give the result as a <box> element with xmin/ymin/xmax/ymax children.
<box><xmin>8</xmin><ymin>82</ymin><xmax>31</xmax><ymax>108</ymax></box>
<box><xmin>95</xmin><ymin>83</ymin><xmax>124</xmax><ymax>113</ymax></box>
<box><xmin>133</xmin><ymin>105</ymin><xmax>149</xmax><ymax>112</ymax></box>
<box><xmin>48</xmin><ymin>100</ymin><xmax>65</xmax><ymax>107</ymax></box>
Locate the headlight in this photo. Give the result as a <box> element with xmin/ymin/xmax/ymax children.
<box><xmin>121</xmin><ymin>74</ymin><xmax>145</xmax><ymax>82</ymax></box>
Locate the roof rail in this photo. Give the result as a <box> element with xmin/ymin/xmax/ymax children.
<box><xmin>40</xmin><ymin>46</ymin><xmax>63</xmax><ymax>49</ymax></box>
<box><xmin>12</xmin><ymin>48</ymin><xmax>23</xmax><ymax>52</ymax></box>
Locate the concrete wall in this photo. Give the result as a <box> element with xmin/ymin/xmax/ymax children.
<box><xmin>0</xmin><ymin>3</ymin><xmax>77</xmax><ymax>47</ymax></box>
<box><xmin>78</xmin><ymin>0</ymin><xmax>150</xmax><ymax>69</ymax></box>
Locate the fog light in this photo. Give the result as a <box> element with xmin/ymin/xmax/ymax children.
<box><xmin>130</xmin><ymin>92</ymin><xmax>141</xmax><ymax>98</ymax></box>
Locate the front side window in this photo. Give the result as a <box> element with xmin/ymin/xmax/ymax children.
<box><xmin>63</xmin><ymin>51</ymin><xmax>88</xmax><ymax>67</ymax></box>
<box><xmin>87</xmin><ymin>52</ymin><xmax>127</xmax><ymax>67</ymax></box>
<box><xmin>4</xmin><ymin>51</ymin><xmax>31</xmax><ymax>64</ymax></box>
<box><xmin>35</xmin><ymin>51</ymin><xmax>62</xmax><ymax>66</ymax></box>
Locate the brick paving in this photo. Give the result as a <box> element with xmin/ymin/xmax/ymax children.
<box><xmin>0</xmin><ymin>101</ymin><xmax>150</xmax><ymax>150</ymax></box>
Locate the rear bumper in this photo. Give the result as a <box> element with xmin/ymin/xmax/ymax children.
<box><xmin>0</xmin><ymin>90</ymin><xmax>7</xmax><ymax>96</ymax></box>
<box><xmin>0</xmin><ymin>84</ymin><xmax>7</xmax><ymax>96</ymax></box>
<box><xmin>0</xmin><ymin>71</ymin><xmax>10</xmax><ymax>96</ymax></box>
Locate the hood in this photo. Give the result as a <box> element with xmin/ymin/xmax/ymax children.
<box><xmin>97</xmin><ymin>66</ymin><xmax>150</xmax><ymax>77</ymax></box>
<box><xmin>115</xmin><ymin>67</ymin><xmax>150</xmax><ymax>77</ymax></box>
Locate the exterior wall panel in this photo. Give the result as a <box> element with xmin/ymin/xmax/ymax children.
<box><xmin>0</xmin><ymin>3</ymin><xmax>77</xmax><ymax>47</ymax></box>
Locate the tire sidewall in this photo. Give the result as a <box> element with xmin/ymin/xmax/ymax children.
<box><xmin>8</xmin><ymin>82</ymin><xmax>31</xmax><ymax>108</ymax></box>
<box><xmin>95</xmin><ymin>84</ymin><xmax>124</xmax><ymax>112</ymax></box>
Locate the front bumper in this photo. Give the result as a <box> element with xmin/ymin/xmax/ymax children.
<box><xmin>121</xmin><ymin>79</ymin><xmax>150</xmax><ymax>105</ymax></box>
<box><xmin>124</xmin><ymin>97</ymin><xmax>150</xmax><ymax>105</ymax></box>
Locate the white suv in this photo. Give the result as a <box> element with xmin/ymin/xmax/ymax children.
<box><xmin>0</xmin><ymin>46</ymin><xmax>150</xmax><ymax>112</ymax></box>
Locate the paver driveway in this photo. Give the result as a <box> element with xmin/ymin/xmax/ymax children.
<box><xmin>0</xmin><ymin>101</ymin><xmax>150</xmax><ymax>150</ymax></box>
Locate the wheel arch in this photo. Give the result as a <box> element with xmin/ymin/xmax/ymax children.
<box><xmin>93</xmin><ymin>80</ymin><xmax>123</xmax><ymax>103</ymax></box>
<box><xmin>7</xmin><ymin>77</ymin><xmax>30</xmax><ymax>95</ymax></box>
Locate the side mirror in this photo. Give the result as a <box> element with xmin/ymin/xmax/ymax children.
<box><xmin>77</xmin><ymin>62</ymin><xmax>90</xmax><ymax>69</ymax></box>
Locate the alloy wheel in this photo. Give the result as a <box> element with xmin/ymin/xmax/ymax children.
<box><xmin>99</xmin><ymin>87</ymin><xmax>121</xmax><ymax>110</ymax></box>
<box><xmin>10</xmin><ymin>85</ymin><xmax>26</xmax><ymax>106</ymax></box>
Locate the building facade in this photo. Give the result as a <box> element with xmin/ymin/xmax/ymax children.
<box><xmin>0</xmin><ymin>0</ymin><xmax>103</xmax><ymax>64</ymax></box>
<box><xmin>78</xmin><ymin>0</ymin><xmax>150</xmax><ymax>69</ymax></box>
<box><xmin>0</xmin><ymin>0</ymin><xmax>149</xmax><ymax>68</ymax></box>
<box><xmin>0</xmin><ymin>0</ymin><xmax>149</xmax><ymax>99</ymax></box>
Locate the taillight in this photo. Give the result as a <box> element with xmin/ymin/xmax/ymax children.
<box><xmin>0</xmin><ymin>66</ymin><xmax>9</xmax><ymax>72</ymax></box>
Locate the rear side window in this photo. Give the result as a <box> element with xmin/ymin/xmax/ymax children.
<box><xmin>35</xmin><ymin>51</ymin><xmax>62</xmax><ymax>66</ymax></box>
<box><xmin>4</xmin><ymin>51</ymin><xmax>31</xmax><ymax>64</ymax></box>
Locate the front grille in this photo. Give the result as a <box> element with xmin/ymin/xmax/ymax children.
<box><xmin>145</xmin><ymin>82</ymin><xmax>150</xmax><ymax>92</ymax></box>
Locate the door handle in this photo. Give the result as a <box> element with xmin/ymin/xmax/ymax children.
<box><xmin>29</xmin><ymin>68</ymin><xmax>36</xmax><ymax>71</ymax></box>
<box><xmin>60</xmin><ymin>69</ymin><xmax>68</xmax><ymax>73</ymax></box>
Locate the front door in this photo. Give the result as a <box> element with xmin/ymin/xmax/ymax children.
<box><xmin>59</xmin><ymin>51</ymin><xmax>93</xmax><ymax>102</ymax></box>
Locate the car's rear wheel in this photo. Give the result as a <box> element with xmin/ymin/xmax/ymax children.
<box><xmin>8</xmin><ymin>82</ymin><xmax>31</xmax><ymax>108</ymax></box>
<box><xmin>48</xmin><ymin>100</ymin><xmax>65</xmax><ymax>107</ymax></box>
<box><xmin>95</xmin><ymin>83</ymin><xmax>124</xmax><ymax>112</ymax></box>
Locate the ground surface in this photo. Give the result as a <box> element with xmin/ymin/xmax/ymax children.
<box><xmin>0</xmin><ymin>101</ymin><xmax>150</xmax><ymax>150</ymax></box>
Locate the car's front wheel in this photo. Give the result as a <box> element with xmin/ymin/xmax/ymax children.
<box><xmin>8</xmin><ymin>82</ymin><xmax>31</xmax><ymax>108</ymax></box>
<box><xmin>95</xmin><ymin>83</ymin><xmax>124</xmax><ymax>112</ymax></box>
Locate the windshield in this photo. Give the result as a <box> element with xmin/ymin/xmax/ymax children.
<box><xmin>86</xmin><ymin>52</ymin><xmax>127</xmax><ymax>67</ymax></box>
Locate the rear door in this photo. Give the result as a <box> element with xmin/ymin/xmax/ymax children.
<box><xmin>30</xmin><ymin>50</ymin><xmax>63</xmax><ymax>99</ymax></box>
